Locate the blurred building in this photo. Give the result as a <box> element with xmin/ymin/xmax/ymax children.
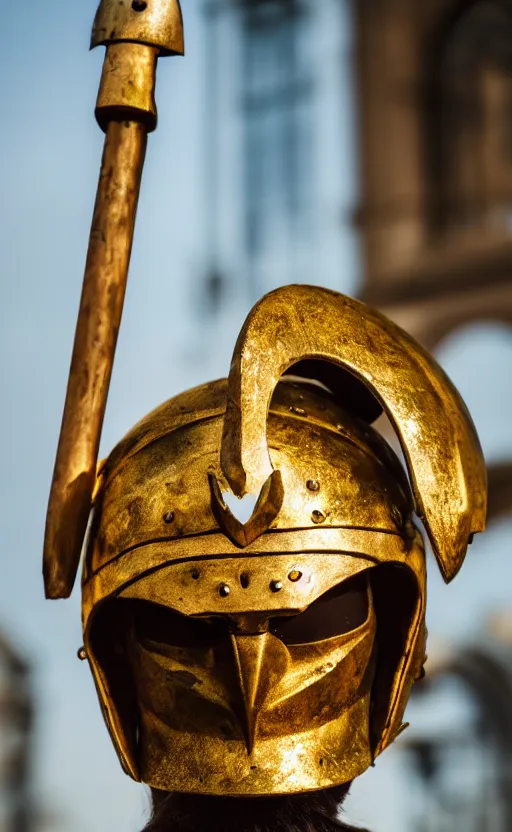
<box><xmin>201</xmin><ymin>0</ymin><xmax>356</xmax><ymax>313</ymax></box>
<box><xmin>201</xmin><ymin>0</ymin><xmax>512</xmax><ymax>523</ymax></box>
<box><xmin>0</xmin><ymin>634</ymin><xmax>33</xmax><ymax>832</ymax></box>
<box><xmin>200</xmin><ymin>1</ymin><xmax>512</xmax><ymax>829</ymax></box>
<box><xmin>353</xmin><ymin>1</ymin><xmax>512</xmax><ymax>829</ymax></box>
<box><xmin>404</xmin><ymin>624</ymin><xmax>512</xmax><ymax>831</ymax></box>
<box><xmin>353</xmin><ymin>0</ymin><xmax>512</xmax><ymax>521</ymax></box>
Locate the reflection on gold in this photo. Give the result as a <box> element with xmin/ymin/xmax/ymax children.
<box><xmin>73</xmin><ymin>287</ymin><xmax>486</xmax><ymax>793</ymax></box>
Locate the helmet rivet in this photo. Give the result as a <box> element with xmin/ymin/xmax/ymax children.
<box><xmin>132</xmin><ymin>0</ymin><xmax>148</xmax><ymax>11</ymax></box>
<box><xmin>306</xmin><ymin>479</ymin><xmax>320</xmax><ymax>492</ymax></box>
<box><xmin>163</xmin><ymin>510</ymin><xmax>175</xmax><ymax>524</ymax></box>
<box><xmin>311</xmin><ymin>509</ymin><xmax>326</xmax><ymax>524</ymax></box>
<box><xmin>191</xmin><ymin>568</ymin><xmax>200</xmax><ymax>580</ymax></box>
<box><xmin>77</xmin><ymin>647</ymin><xmax>88</xmax><ymax>661</ymax></box>
<box><xmin>270</xmin><ymin>580</ymin><xmax>283</xmax><ymax>593</ymax></box>
<box><xmin>289</xmin><ymin>406</ymin><xmax>306</xmax><ymax>416</ymax></box>
<box><xmin>288</xmin><ymin>569</ymin><xmax>302</xmax><ymax>582</ymax></box>
<box><xmin>219</xmin><ymin>583</ymin><xmax>230</xmax><ymax>598</ymax></box>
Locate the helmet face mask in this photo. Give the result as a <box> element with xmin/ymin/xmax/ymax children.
<box><xmin>123</xmin><ymin>574</ymin><xmax>378</xmax><ymax>794</ymax></box>
<box><xmin>45</xmin><ymin>286</ymin><xmax>485</xmax><ymax>799</ymax></box>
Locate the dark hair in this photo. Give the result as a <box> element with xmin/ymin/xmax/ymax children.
<box><xmin>142</xmin><ymin>786</ymin><xmax>370</xmax><ymax>832</ymax></box>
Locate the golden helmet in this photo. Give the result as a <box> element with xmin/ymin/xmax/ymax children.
<box><xmin>44</xmin><ymin>286</ymin><xmax>487</xmax><ymax>797</ymax></box>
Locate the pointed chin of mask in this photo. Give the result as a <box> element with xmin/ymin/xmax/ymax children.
<box><xmin>128</xmin><ymin>604</ymin><xmax>376</xmax><ymax>795</ymax></box>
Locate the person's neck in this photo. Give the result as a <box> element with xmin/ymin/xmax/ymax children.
<box><xmin>143</xmin><ymin>785</ymin><xmax>370</xmax><ymax>832</ymax></box>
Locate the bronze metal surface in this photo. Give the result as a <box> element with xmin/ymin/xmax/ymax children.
<box><xmin>74</xmin><ymin>287</ymin><xmax>482</xmax><ymax>793</ymax></box>
<box><xmin>83</xmin><ymin>380</ymin><xmax>412</xmax><ymax>580</ymax></box>
<box><xmin>81</xmin><ymin>376</ymin><xmax>428</xmax><ymax>791</ymax></box>
<box><xmin>221</xmin><ymin>285</ymin><xmax>487</xmax><ymax>583</ymax></box>
<box><xmin>105</xmin><ymin>549</ymin><xmax>401</xmax><ymax>618</ymax></box>
<box><xmin>130</xmin><ymin>600</ymin><xmax>377</xmax><ymax>794</ymax></box>
<box><xmin>43</xmin><ymin>1</ymin><xmax>184</xmax><ymax>599</ymax></box>
<box><xmin>82</xmin><ymin>529</ymin><xmax>413</xmax><ymax>626</ymax></box>
<box><xmin>95</xmin><ymin>43</ymin><xmax>158</xmax><ymax>131</ymax></box>
<box><xmin>84</xmin><ymin>536</ymin><xmax>425</xmax><ymax>790</ymax></box>
<box><xmin>45</xmin><ymin>272</ymin><xmax>483</xmax><ymax>792</ymax></box>
<box><xmin>91</xmin><ymin>0</ymin><xmax>184</xmax><ymax>56</ymax></box>
<box><xmin>44</xmin><ymin>120</ymin><xmax>147</xmax><ymax>599</ymax></box>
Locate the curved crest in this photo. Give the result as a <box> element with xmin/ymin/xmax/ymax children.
<box><xmin>220</xmin><ymin>285</ymin><xmax>487</xmax><ymax>583</ymax></box>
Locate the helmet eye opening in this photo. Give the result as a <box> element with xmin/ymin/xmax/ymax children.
<box><xmin>268</xmin><ymin>572</ymin><xmax>371</xmax><ymax>645</ymax></box>
<box><xmin>128</xmin><ymin>600</ymin><xmax>231</xmax><ymax>649</ymax></box>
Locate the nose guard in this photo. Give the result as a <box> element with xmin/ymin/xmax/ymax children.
<box><xmin>231</xmin><ymin>632</ymin><xmax>289</xmax><ymax>754</ymax></box>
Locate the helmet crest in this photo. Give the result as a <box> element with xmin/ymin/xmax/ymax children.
<box><xmin>221</xmin><ymin>285</ymin><xmax>486</xmax><ymax>583</ymax></box>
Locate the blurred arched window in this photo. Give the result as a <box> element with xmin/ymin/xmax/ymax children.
<box><xmin>435</xmin><ymin>321</ymin><xmax>512</xmax><ymax>526</ymax></box>
<box><xmin>434</xmin><ymin>321</ymin><xmax>512</xmax><ymax>464</ymax></box>
<box><xmin>433</xmin><ymin>0</ymin><xmax>512</xmax><ymax>235</ymax></box>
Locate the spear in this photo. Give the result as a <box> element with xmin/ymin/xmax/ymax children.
<box><xmin>43</xmin><ymin>1</ymin><xmax>184</xmax><ymax>599</ymax></box>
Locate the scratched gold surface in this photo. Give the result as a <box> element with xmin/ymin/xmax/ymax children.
<box><xmin>83</xmin><ymin>377</ymin><xmax>428</xmax><ymax>790</ymax></box>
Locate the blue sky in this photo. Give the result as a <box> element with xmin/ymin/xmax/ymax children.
<box><xmin>1</xmin><ymin>2</ymin><xmax>511</xmax><ymax>831</ymax></box>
